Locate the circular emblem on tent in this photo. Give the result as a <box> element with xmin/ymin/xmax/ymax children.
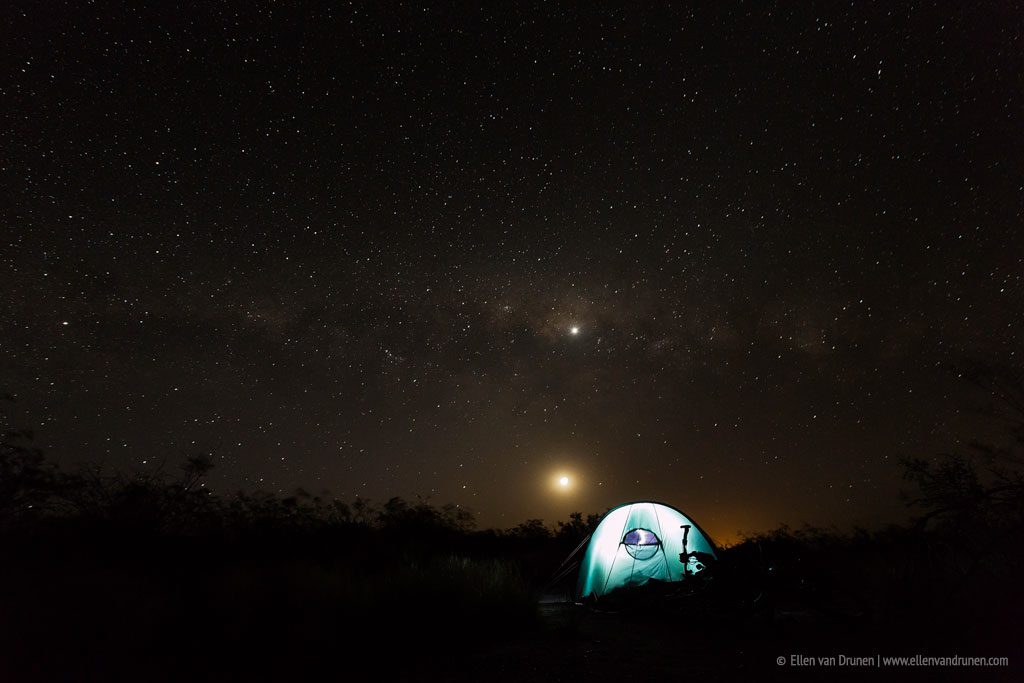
<box><xmin>622</xmin><ymin>528</ymin><xmax>661</xmax><ymax>560</ymax></box>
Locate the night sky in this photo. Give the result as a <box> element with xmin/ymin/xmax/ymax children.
<box><xmin>2</xmin><ymin>3</ymin><xmax>1021</xmax><ymax>542</ymax></box>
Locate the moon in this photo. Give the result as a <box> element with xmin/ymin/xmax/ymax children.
<box><xmin>559</xmin><ymin>475</ymin><xmax>570</xmax><ymax>487</ymax></box>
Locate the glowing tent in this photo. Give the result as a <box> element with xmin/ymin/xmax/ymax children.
<box><xmin>576</xmin><ymin>500</ymin><xmax>717</xmax><ymax>600</ymax></box>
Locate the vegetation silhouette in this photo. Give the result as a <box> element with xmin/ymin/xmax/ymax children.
<box><xmin>1</xmin><ymin>371</ymin><xmax>1022</xmax><ymax>681</ymax></box>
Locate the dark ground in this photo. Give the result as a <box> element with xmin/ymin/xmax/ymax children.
<box><xmin>1</xmin><ymin>535</ymin><xmax>1020</xmax><ymax>683</ymax></box>
<box><xmin>447</xmin><ymin>601</ymin><xmax>1021</xmax><ymax>683</ymax></box>
<box><xmin>5</xmin><ymin>547</ymin><xmax>1019</xmax><ymax>683</ymax></box>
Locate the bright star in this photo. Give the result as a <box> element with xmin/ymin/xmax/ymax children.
<box><xmin>570</xmin><ymin>326</ymin><xmax>579</xmax><ymax>335</ymax></box>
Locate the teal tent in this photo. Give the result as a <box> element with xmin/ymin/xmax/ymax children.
<box><xmin>576</xmin><ymin>501</ymin><xmax>717</xmax><ymax>599</ymax></box>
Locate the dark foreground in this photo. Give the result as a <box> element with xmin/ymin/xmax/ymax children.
<box><xmin>1</xmin><ymin>541</ymin><xmax>1019</xmax><ymax>683</ymax></box>
<box><xmin>5</xmin><ymin>604</ymin><xmax>1021</xmax><ymax>682</ymax></box>
<box><xmin>461</xmin><ymin>602</ymin><xmax>1021</xmax><ymax>683</ymax></box>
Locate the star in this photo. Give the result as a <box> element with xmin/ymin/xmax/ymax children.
<box><xmin>1</xmin><ymin>0</ymin><xmax>1012</xmax><ymax>546</ymax></box>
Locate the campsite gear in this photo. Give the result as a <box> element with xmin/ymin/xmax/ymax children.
<box><xmin>575</xmin><ymin>500</ymin><xmax>717</xmax><ymax>600</ymax></box>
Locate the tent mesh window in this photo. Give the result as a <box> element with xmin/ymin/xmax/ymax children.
<box><xmin>622</xmin><ymin>528</ymin><xmax>661</xmax><ymax>560</ymax></box>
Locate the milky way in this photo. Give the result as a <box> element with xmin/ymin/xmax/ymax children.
<box><xmin>2</xmin><ymin>3</ymin><xmax>1021</xmax><ymax>540</ymax></box>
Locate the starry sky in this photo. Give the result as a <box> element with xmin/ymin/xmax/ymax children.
<box><xmin>2</xmin><ymin>2</ymin><xmax>1021</xmax><ymax>542</ymax></box>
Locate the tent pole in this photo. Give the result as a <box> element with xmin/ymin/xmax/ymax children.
<box><xmin>680</xmin><ymin>524</ymin><xmax>692</xmax><ymax>577</ymax></box>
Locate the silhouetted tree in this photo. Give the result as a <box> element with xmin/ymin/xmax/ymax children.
<box><xmin>351</xmin><ymin>496</ymin><xmax>375</xmax><ymax>525</ymax></box>
<box><xmin>0</xmin><ymin>427</ymin><xmax>58</xmax><ymax>527</ymax></box>
<box><xmin>555</xmin><ymin>511</ymin><xmax>599</xmax><ymax>541</ymax></box>
<box><xmin>508</xmin><ymin>518</ymin><xmax>550</xmax><ymax>540</ymax></box>
<box><xmin>441</xmin><ymin>502</ymin><xmax>476</xmax><ymax>532</ymax></box>
<box><xmin>902</xmin><ymin>367</ymin><xmax>1024</xmax><ymax>529</ymax></box>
